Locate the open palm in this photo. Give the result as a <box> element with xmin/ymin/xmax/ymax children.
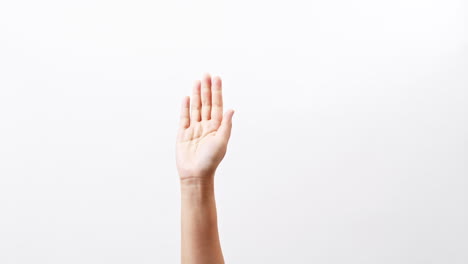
<box><xmin>176</xmin><ymin>73</ymin><xmax>234</xmax><ymax>180</ymax></box>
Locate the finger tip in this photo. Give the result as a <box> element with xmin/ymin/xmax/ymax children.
<box><xmin>225</xmin><ymin>109</ymin><xmax>235</xmax><ymax>118</ymax></box>
<box><xmin>193</xmin><ymin>80</ymin><xmax>201</xmax><ymax>88</ymax></box>
<box><xmin>202</xmin><ymin>72</ymin><xmax>211</xmax><ymax>80</ymax></box>
<box><xmin>213</xmin><ymin>75</ymin><xmax>222</xmax><ymax>85</ymax></box>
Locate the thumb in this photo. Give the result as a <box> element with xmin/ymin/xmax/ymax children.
<box><xmin>217</xmin><ymin>109</ymin><xmax>235</xmax><ymax>142</ymax></box>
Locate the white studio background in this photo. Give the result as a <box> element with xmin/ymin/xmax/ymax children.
<box><xmin>0</xmin><ymin>0</ymin><xmax>467</xmax><ymax>263</ymax></box>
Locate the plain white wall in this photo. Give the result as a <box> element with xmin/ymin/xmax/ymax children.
<box><xmin>0</xmin><ymin>0</ymin><xmax>467</xmax><ymax>263</ymax></box>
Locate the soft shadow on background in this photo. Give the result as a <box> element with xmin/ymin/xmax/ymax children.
<box><xmin>0</xmin><ymin>0</ymin><xmax>467</xmax><ymax>263</ymax></box>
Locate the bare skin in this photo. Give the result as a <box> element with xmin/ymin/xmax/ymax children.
<box><xmin>176</xmin><ymin>73</ymin><xmax>234</xmax><ymax>264</ymax></box>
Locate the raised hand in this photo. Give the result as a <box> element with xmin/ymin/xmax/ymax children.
<box><xmin>176</xmin><ymin>73</ymin><xmax>235</xmax><ymax>180</ymax></box>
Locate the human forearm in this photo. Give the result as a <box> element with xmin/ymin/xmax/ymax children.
<box><xmin>181</xmin><ymin>177</ymin><xmax>224</xmax><ymax>264</ymax></box>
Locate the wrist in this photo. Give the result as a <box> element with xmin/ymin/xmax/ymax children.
<box><xmin>180</xmin><ymin>177</ymin><xmax>215</xmax><ymax>204</ymax></box>
<box><xmin>180</xmin><ymin>176</ymin><xmax>214</xmax><ymax>188</ymax></box>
